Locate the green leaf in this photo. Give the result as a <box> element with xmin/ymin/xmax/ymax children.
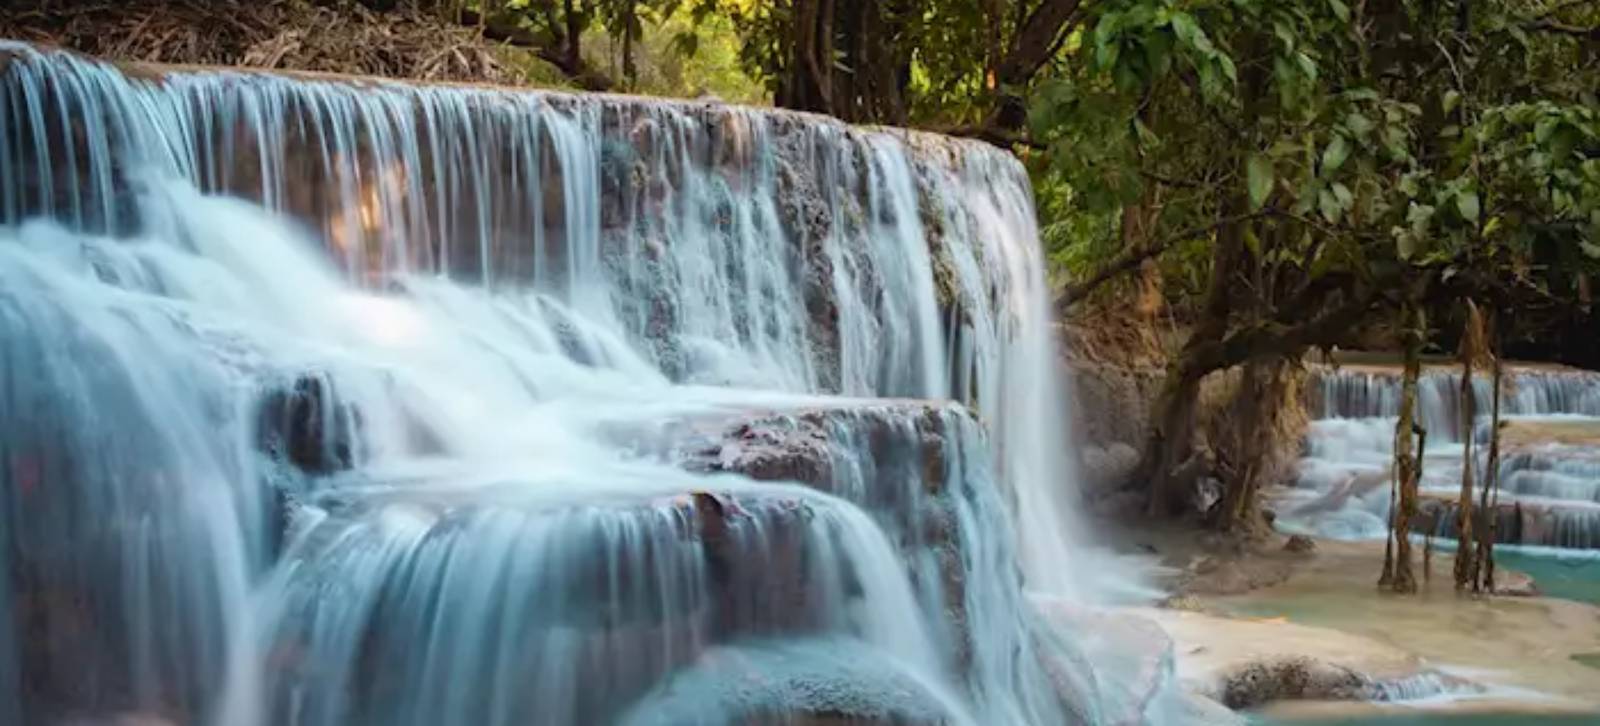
<box><xmin>1273</xmin><ymin>22</ymin><xmax>1296</xmax><ymax>51</ymax></box>
<box><xmin>1319</xmin><ymin>188</ymin><xmax>1342</xmax><ymax>222</ymax></box>
<box><xmin>1407</xmin><ymin>202</ymin><xmax>1436</xmax><ymax>235</ymax></box>
<box><xmin>1456</xmin><ymin>190</ymin><xmax>1480</xmax><ymax>223</ymax></box>
<box><xmin>1331</xmin><ymin>182</ymin><xmax>1353</xmax><ymax>209</ymax></box>
<box><xmin>1344</xmin><ymin>112</ymin><xmax>1374</xmax><ymax>138</ymax></box>
<box><xmin>1295</xmin><ymin>52</ymin><xmax>1318</xmax><ymax>82</ymax></box>
<box><xmin>1247</xmin><ymin>154</ymin><xmax>1275</xmax><ymax>210</ymax></box>
<box><xmin>1329</xmin><ymin>0</ymin><xmax>1351</xmax><ymax>22</ymax></box>
<box><xmin>1395</xmin><ymin>230</ymin><xmax>1417</xmax><ymax>260</ymax></box>
<box><xmin>1443</xmin><ymin>90</ymin><xmax>1461</xmax><ymax>116</ymax></box>
<box><xmin>1321</xmin><ymin>135</ymin><xmax>1350</xmax><ymax>174</ymax></box>
<box><xmin>1508</xmin><ymin>24</ymin><xmax>1531</xmax><ymax>49</ymax></box>
<box><xmin>1582</xmin><ymin>241</ymin><xmax>1600</xmax><ymax>259</ymax></box>
<box><xmin>1134</xmin><ymin>118</ymin><xmax>1160</xmax><ymax>148</ymax></box>
<box><xmin>1219</xmin><ymin>55</ymin><xmax>1238</xmax><ymax>84</ymax></box>
<box><xmin>1169</xmin><ymin>12</ymin><xmax>1201</xmax><ymax>46</ymax></box>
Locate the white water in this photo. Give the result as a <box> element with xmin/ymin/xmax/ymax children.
<box><xmin>0</xmin><ymin>45</ymin><xmax>1126</xmax><ymax>724</ymax></box>
<box><xmin>1278</xmin><ymin>368</ymin><xmax>1600</xmax><ymax>549</ymax></box>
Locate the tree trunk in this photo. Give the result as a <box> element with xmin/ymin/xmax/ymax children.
<box><xmin>1213</xmin><ymin>358</ymin><xmax>1294</xmax><ymax>532</ymax></box>
<box><xmin>563</xmin><ymin>0</ymin><xmax>583</xmax><ymax>73</ymax></box>
<box><xmin>1453</xmin><ymin>308</ymin><xmax>1477</xmax><ymax>590</ymax></box>
<box><xmin>982</xmin><ymin>0</ymin><xmax>1002</xmax><ymax>92</ymax></box>
<box><xmin>620</xmin><ymin>1</ymin><xmax>637</xmax><ymax>87</ymax></box>
<box><xmin>1475</xmin><ymin>315</ymin><xmax>1504</xmax><ymax>593</ymax></box>
<box><xmin>1143</xmin><ymin>367</ymin><xmax>1206</xmax><ymax>516</ymax></box>
<box><xmin>992</xmin><ymin>0</ymin><xmax>1083</xmax><ymax>130</ymax></box>
<box><xmin>778</xmin><ymin>0</ymin><xmax>836</xmax><ymax>116</ymax></box>
<box><xmin>1385</xmin><ymin>300</ymin><xmax>1424</xmax><ymax>594</ymax></box>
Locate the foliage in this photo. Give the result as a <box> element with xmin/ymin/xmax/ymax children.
<box><xmin>1024</xmin><ymin>0</ymin><xmax>1599</xmax><ymax>531</ymax></box>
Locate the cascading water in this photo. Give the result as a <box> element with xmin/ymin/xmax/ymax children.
<box><xmin>0</xmin><ymin>44</ymin><xmax>1124</xmax><ymax>725</ymax></box>
<box><xmin>1280</xmin><ymin>366</ymin><xmax>1600</xmax><ymax>549</ymax></box>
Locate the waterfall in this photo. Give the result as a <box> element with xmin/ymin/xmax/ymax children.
<box><xmin>1281</xmin><ymin>366</ymin><xmax>1600</xmax><ymax>548</ymax></box>
<box><xmin>0</xmin><ymin>44</ymin><xmax>1115</xmax><ymax>725</ymax></box>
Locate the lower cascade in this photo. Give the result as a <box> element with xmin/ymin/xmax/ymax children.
<box><xmin>1281</xmin><ymin>366</ymin><xmax>1600</xmax><ymax>550</ymax></box>
<box><xmin>0</xmin><ymin>45</ymin><xmax>1137</xmax><ymax>725</ymax></box>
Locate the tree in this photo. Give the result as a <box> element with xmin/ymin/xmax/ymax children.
<box><xmin>674</xmin><ymin>1</ymin><xmax>1085</xmax><ymax>128</ymax></box>
<box><xmin>1035</xmin><ymin>0</ymin><xmax>1599</xmax><ymax>539</ymax></box>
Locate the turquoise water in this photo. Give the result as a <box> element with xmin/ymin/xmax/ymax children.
<box><xmin>1493</xmin><ymin>548</ymin><xmax>1600</xmax><ymax>606</ymax></box>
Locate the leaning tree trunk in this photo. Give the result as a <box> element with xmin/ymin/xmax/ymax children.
<box><xmin>1383</xmin><ymin>300</ymin><xmax>1424</xmax><ymax>594</ymax></box>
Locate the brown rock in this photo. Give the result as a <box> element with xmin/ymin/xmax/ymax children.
<box><xmin>1283</xmin><ymin>534</ymin><xmax>1316</xmax><ymax>554</ymax></box>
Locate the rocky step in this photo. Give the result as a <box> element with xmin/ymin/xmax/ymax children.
<box><xmin>619</xmin><ymin>639</ymin><xmax>958</xmax><ymax>726</ymax></box>
<box><xmin>262</xmin><ymin>483</ymin><xmax>941</xmax><ymax>726</ymax></box>
<box><xmin>1305</xmin><ymin>363</ymin><xmax>1600</xmax><ymax>422</ymax></box>
<box><xmin>1418</xmin><ymin>492</ymin><xmax>1600</xmax><ymax>550</ymax></box>
<box><xmin>610</xmin><ymin>396</ymin><xmax>992</xmax><ymax>671</ymax></box>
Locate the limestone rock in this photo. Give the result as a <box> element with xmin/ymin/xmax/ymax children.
<box><xmin>1283</xmin><ymin>535</ymin><xmax>1316</xmax><ymax>554</ymax></box>
<box><xmin>1221</xmin><ymin>657</ymin><xmax>1366</xmax><ymax>709</ymax></box>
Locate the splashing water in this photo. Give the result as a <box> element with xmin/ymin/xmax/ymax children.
<box><xmin>0</xmin><ymin>44</ymin><xmax>1133</xmax><ymax>725</ymax></box>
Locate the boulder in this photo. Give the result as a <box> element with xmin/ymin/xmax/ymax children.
<box><xmin>1143</xmin><ymin>608</ymin><xmax>1485</xmax><ymax>710</ymax></box>
<box><xmin>1283</xmin><ymin>535</ymin><xmax>1316</xmax><ymax>554</ymax></box>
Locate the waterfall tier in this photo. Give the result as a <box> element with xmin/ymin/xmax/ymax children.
<box><xmin>0</xmin><ymin>44</ymin><xmax>1108</xmax><ymax>726</ymax></box>
<box><xmin>1280</xmin><ymin>365</ymin><xmax>1600</xmax><ymax>550</ymax></box>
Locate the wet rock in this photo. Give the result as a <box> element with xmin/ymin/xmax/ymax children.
<box><xmin>623</xmin><ymin>400</ymin><xmax>992</xmax><ymax>682</ymax></box>
<box><xmin>622</xmin><ymin>640</ymin><xmax>958</xmax><ymax>726</ymax></box>
<box><xmin>1159</xmin><ymin>594</ymin><xmax>1206</xmax><ymax>612</ymax></box>
<box><xmin>1034</xmin><ymin>600</ymin><xmax>1172</xmax><ymax>726</ymax></box>
<box><xmin>1220</xmin><ymin>657</ymin><xmax>1366</xmax><ymax>709</ymax></box>
<box><xmin>1192</xmin><ymin>476</ymin><xmax>1224</xmax><ymax>516</ymax></box>
<box><xmin>1149</xmin><ymin>608</ymin><xmax>1446</xmax><ymax>710</ymax></box>
<box><xmin>1492</xmin><ymin>568</ymin><xmax>1540</xmax><ymax>597</ymax></box>
<box><xmin>1080</xmin><ymin>442</ymin><xmax>1140</xmax><ymax>494</ymax></box>
<box><xmin>736</xmin><ymin>712</ymin><xmax>940</xmax><ymax>726</ymax></box>
<box><xmin>254</xmin><ymin>373</ymin><xmax>360</xmax><ymax>475</ymax></box>
<box><xmin>52</xmin><ymin>716</ymin><xmax>179</xmax><ymax>726</ymax></box>
<box><xmin>1283</xmin><ymin>534</ymin><xmax>1316</xmax><ymax>554</ymax></box>
<box><xmin>647</xmin><ymin>400</ymin><xmax>964</xmax><ymax>509</ymax></box>
<box><xmin>1419</xmin><ymin>495</ymin><xmax>1600</xmax><ymax>550</ymax></box>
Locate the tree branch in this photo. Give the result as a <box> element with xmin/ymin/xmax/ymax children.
<box><xmin>998</xmin><ymin>0</ymin><xmax>1084</xmax><ymax>88</ymax></box>
<box><xmin>1192</xmin><ymin>287</ymin><xmax>1385</xmax><ymax>375</ymax></box>
<box><xmin>461</xmin><ymin>7</ymin><xmax>613</xmax><ymax>90</ymax></box>
<box><xmin>1057</xmin><ymin>210</ymin><xmax>1268</xmax><ymax>310</ymax></box>
<box><xmin>1524</xmin><ymin>19</ymin><xmax>1600</xmax><ymax>39</ymax></box>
